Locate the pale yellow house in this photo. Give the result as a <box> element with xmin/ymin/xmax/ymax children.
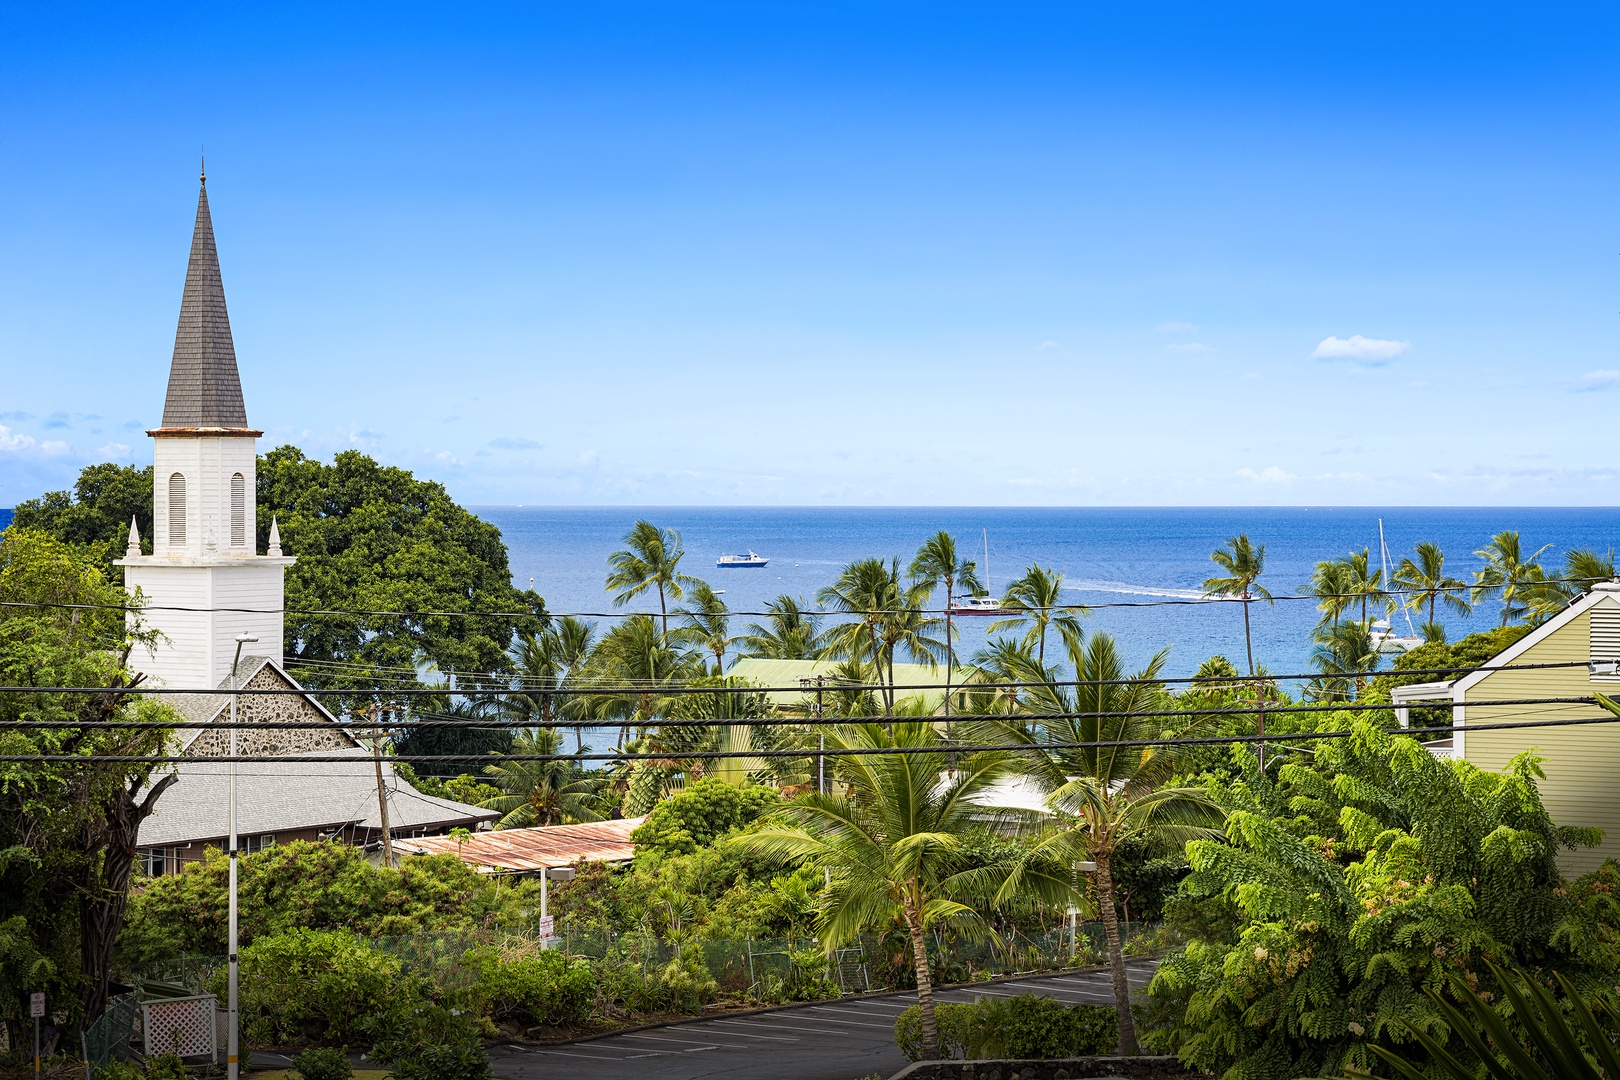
<box><xmin>1392</xmin><ymin>580</ymin><xmax>1620</xmax><ymax>874</ymax></box>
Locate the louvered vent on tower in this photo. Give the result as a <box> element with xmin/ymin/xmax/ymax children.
<box><xmin>1590</xmin><ymin>602</ymin><xmax>1620</xmax><ymax>680</ymax></box>
<box><xmin>230</xmin><ymin>473</ymin><xmax>246</xmax><ymax>546</ymax></box>
<box><xmin>168</xmin><ymin>473</ymin><xmax>188</xmax><ymax>547</ymax></box>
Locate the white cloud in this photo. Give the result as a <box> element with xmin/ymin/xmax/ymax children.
<box><xmin>97</xmin><ymin>442</ymin><xmax>132</xmax><ymax>458</ymax></box>
<box><xmin>0</xmin><ymin>425</ymin><xmax>34</xmax><ymax>452</ymax></box>
<box><xmin>40</xmin><ymin>440</ymin><xmax>70</xmax><ymax>455</ymax></box>
<box><xmin>1165</xmin><ymin>342</ymin><xmax>1208</xmax><ymax>353</ymax></box>
<box><xmin>1571</xmin><ymin>370</ymin><xmax>1620</xmax><ymax>392</ymax></box>
<box><xmin>1156</xmin><ymin>321</ymin><xmax>1198</xmax><ymax>333</ymax></box>
<box><xmin>1310</xmin><ymin>334</ymin><xmax>1410</xmax><ymax>364</ymax></box>
<box><xmin>1236</xmin><ymin>466</ymin><xmax>1297</xmax><ymax>483</ymax></box>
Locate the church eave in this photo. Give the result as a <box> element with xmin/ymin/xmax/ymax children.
<box><xmin>146</xmin><ymin>426</ymin><xmax>264</xmax><ymax>438</ymax></box>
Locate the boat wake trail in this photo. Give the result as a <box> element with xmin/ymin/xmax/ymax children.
<box><xmin>1066</xmin><ymin>580</ymin><xmax>1206</xmax><ymax>601</ymax></box>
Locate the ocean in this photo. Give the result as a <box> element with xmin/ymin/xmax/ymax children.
<box><xmin>8</xmin><ymin>503</ymin><xmax>1620</xmax><ymax>681</ymax></box>
<box><xmin>479</xmin><ymin>506</ymin><xmax>1620</xmax><ymax>681</ymax></box>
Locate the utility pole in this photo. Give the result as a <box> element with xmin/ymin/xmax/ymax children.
<box><xmin>227</xmin><ymin>633</ymin><xmax>258</xmax><ymax>1080</ymax></box>
<box><xmin>362</xmin><ymin>702</ymin><xmax>396</xmax><ymax>868</ymax></box>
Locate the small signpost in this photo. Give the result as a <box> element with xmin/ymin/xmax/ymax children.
<box><xmin>30</xmin><ymin>992</ymin><xmax>44</xmax><ymax>1080</ymax></box>
<box><xmin>537</xmin><ymin>915</ymin><xmax>555</xmax><ymax>939</ymax></box>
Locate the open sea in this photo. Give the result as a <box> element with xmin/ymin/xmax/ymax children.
<box><xmin>8</xmin><ymin>504</ymin><xmax>1620</xmax><ymax>682</ymax></box>
<box><xmin>477</xmin><ymin>506</ymin><xmax>1620</xmax><ymax>682</ymax></box>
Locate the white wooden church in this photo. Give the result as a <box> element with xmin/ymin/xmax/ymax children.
<box><xmin>130</xmin><ymin>173</ymin><xmax>495</xmax><ymax>874</ymax></box>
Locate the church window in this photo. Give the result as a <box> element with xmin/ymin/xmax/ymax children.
<box><xmin>167</xmin><ymin>473</ymin><xmax>187</xmax><ymax>546</ymax></box>
<box><xmin>230</xmin><ymin>473</ymin><xmax>246</xmax><ymax>546</ymax></box>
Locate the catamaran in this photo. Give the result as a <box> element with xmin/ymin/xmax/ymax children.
<box><xmin>717</xmin><ymin>550</ymin><xmax>769</xmax><ymax>568</ymax></box>
<box><xmin>950</xmin><ymin>529</ymin><xmax>1009</xmax><ymax>615</ymax></box>
<box><xmin>1373</xmin><ymin>519</ymin><xmax>1424</xmax><ymax>654</ymax></box>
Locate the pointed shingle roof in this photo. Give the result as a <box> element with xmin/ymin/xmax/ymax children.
<box><xmin>155</xmin><ymin>174</ymin><xmax>255</xmax><ymax>433</ymax></box>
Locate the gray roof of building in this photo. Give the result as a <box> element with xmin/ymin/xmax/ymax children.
<box><xmin>137</xmin><ymin>747</ymin><xmax>498</xmax><ymax>848</ymax></box>
<box><xmin>160</xmin><ymin>176</ymin><xmax>249</xmax><ymax>430</ymax></box>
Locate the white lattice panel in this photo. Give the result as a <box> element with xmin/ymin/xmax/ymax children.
<box><xmin>143</xmin><ymin>995</ymin><xmax>217</xmax><ymax>1058</ymax></box>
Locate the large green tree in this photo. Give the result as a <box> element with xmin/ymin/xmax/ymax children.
<box><xmin>12</xmin><ymin>450</ymin><xmax>546</xmax><ymax>692</ymax></box>
<box><xmin>0</xmin><ymin>528</ymin><xmax>178</xmax><ymax>1026</ymax></box>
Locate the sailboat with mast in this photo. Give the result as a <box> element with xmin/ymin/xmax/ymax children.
<box><xmin>951</xmin><ymin>529</ymin><xmax>1009</xmax><ymax>615</ymax></box>
<box><xmin>1371</xmin><ymin>518</ymin><xmax>1424</xmax><ymax>654</ymax></box>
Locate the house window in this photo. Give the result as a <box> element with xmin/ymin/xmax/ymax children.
<box><xmin>230</xmin><ymin>473</ymin><xmax>246</xmax><ymax>546</ymax></box>
<box><xmin>1590</xmin><ymin>603</ymin><xmax>1620</xmax><ymax>681</ymax></box>
<box><xmin>167</xmin><ymin>473</ymin><xmax>187</xmax><ymax>546</ymax></box>
<box><xmin>240</xmin><ymin>834</ymin><xmax>275</xmax><ymax>853</ymax></box>
<box><xmin>138</xmin><ymin>849</ymin><xmax>171</xmax><ymax>876</ymax></box>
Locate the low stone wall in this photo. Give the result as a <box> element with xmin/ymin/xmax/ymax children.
<box><xmin>887</xmin><ymin>1056</ymin><xmax>1204</xmax><ymax>1080</ymax></box>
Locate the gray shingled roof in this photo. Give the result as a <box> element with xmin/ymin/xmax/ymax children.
<box><xmin>137</xmin><ymin>748</ymin><xmax>498</xmax><ymax>847</ymax></box>
<box><xmin>160</xmin><ymin>177</ymin><xmax>249</xmax><ymax>429</ymax></box>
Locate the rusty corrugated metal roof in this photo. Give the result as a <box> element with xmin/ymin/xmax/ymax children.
<box><xmin>403</xmin><ymin>816</ymin><xmax>647</xmax><ymax>874</ymax></box>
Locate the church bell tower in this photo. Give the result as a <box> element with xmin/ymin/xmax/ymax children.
<box><xmin>117</xmin><ymin>169</ymin><xmax>294</xmax><ymax>689</ymax></box>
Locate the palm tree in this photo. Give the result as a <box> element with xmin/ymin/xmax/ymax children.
<box><xmin>738</xmin><ymin>595</ymin><xmax>823</xmax><ymax>660</ymax></box>
<box><xmin>1306</xmin><ymin>620</ymin><xmax>1379</xmax><ymax>701</ymax></box>
<box><xmin>908</xmin><ymin>531</ymin><xmax>984</xmax><ymax>672</ymax></box>
<box><xmin>672</xmin><ymin>580</ymin><xmax>732</xmax><ymax>673</ymax></box>
<box><xmin>508</xmin><ymin>617</ymin><xmax>597</xmax><ymax>751</ymax></box>
<box><xmin>733</xmin><ymin>722</ymin><xmax>1046</xmax><ymax>1061</ymax></box>
<box><xmin>989</xmin><ymin>563</ymin><xmax>1085</xmax><ymax>666</ymax></box>
<box><xmin>967</xmin><ymin>633</ymin><xmax>1224</xmax><ymax>1054</ymax></box>
<box><xmin>479</xmin><ymin>728</ymin><xmax>606</xmax><ymax>827</ymax></box>
<box><xmin>582</xmin><ymin>613</ymin><xmax>699</xmax><ymax>749</ymax></box>
<box><xmin>1337</xmin><ymin>547</ymin><xmax>1385</xmax><ymax>626</ymax></box>
<box><xmin>1565</xmin><ymin>548</ymin><xmax>1616</xmax><ymax>592</ymax></box>
<box><xmin>1304</xmin><ymin>559</ymin><xmax>1353</xmax><ymax>629</ymax></box>
<box><xmin>606</xmin><ymin>520</ymin><xmax>700</xmax><ymax>639</ymax></box>
<box><xmin>1202</xmin><ymin>535</ymin><xmax>1274</xmax><ymax>767</ymax></box>
<box><xmin>1392</xmin><ymin>541</ymin><xmax>1472</xmax><ymax>641</ymax></box>
<box><xmin>818</xmin><ymin>558</ymin><xmax>943</xmax><ymax>715</ymax></box>
<box><xmin>1472</xmin><ymin>531</ymin><xmax>1553</xmax><ymax>626</ymax></box>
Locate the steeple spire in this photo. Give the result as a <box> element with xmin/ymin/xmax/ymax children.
<box><xmin>157</xmin><ymin>174</ymin><xmax>250</xmax><ymax>431</ymax></box>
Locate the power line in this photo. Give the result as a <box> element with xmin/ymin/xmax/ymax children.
<box><xmin>0</xmin><ymin>695</ymin><xmax>1593</xmax><ymax>732</ymax></box>
<box><xmin>0</xmin><ymin>576</ymin><xmax>1603</xmax><ymax>620</ymax></box>
<box><xmin>0</xmin><ymin>657</ymin><xmax>1594</xmax><ymax>696</ymax></box>
<box><xmin>5</xmin><ymin>709</ymin><xmax>1616</xmax><ymax>765</ymax></box>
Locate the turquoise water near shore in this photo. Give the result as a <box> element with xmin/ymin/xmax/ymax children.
<box><xmin>479</xmin><ymin>506</ymin><xmax>1620</xmax><ymax>682</ymax></box>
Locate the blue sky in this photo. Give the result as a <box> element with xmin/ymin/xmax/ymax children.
<box><xmin>1</xmin><ymin>3</ymin><xmax>1615</xmax><ymax>507</ymax></box>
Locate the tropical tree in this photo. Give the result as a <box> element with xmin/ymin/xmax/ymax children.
<box><xmin>606</xmin><ymin>520</ymin><xmax>700</xmax><ymax>639</ymax></box>
<box><xmin>818</xmin><ymin>558</ymin><xmax>942</xmax><ymax>715</ymax></box>
<box><xmin>1307</xmin><ymin>620</ymin><xmax>1380</xmax><ymax>701</ymax></box>
<box><xmin>737</xmin><ymin>595</ymin><xmax>823</xmax><ymax>660</ymax></box>
<box><xmin>967</xmin><ymin>633</ymin><xmax>1223</xmax><ymax>1053</ymax></box>
<box><xmin>1336</xmin><ymin>547</ymin><xmax>1386</xmax><ymax>626</ymax></box>
<box><xmin>989</xmin><ymin>563</ymin><xmax>1085</xmax><ymax>667</ymax></box>
<box><xmin>1472</xmin><ymin>531</ymin><xmax>1553</xmax><ymax>626</ymax></box>
<box><xmin>1565</xmin><ymin>547</ymin><xmax>1616</xmax><ymax>590</ymax></box>
<box><xmin>1305</xmin><ymin>559</ymin><xmax>1354</xmax><ymax>629</ymax></box>
<box><xmin>733</xmin><ymin>722</ymin><xmax>1044</xmax><ymax>1061</ymax></box>
<box><xmin>1202</xmin><ymin>535</ymin><xmax>1274</xmax><ymax>766</ymax></box>
<box><xmin>507</xmin><ymin>617</ymin><xmax>596</xmax><ymax>751</ymax></box>
<box><xmin>479</xmin><ymin>728</ymin><xmax>606</xmax><ymax>827</ymax></box>
<box><xmin>580</xmin><ymin>613</ymin><xmax>700</xmax><ymax>749</ymax></box>
<box><xmin>908</xmin><ymin>531</ymin><xmax>983</xmax><ymax>672</ymax></box>
<box><xmin>672</xmin><ymin>580</ymin><xmax>733</xmax><ymax>673</ymax></box>
<box><xmin>1392</xmin><ymin>541</ymin><xmax>1472</xmax><ymax>640</ymax></box>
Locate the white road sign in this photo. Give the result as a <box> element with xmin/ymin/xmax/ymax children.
<box><xmin>30</xmin><ymin>992</ymin><xmax>44</xmax><ymax>1018</ymax></box>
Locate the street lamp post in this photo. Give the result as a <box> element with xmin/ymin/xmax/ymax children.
<box><xmin>227</xmin><ymin>633</ymin><xmax>258</xmax><ymax>1080</ymax></box>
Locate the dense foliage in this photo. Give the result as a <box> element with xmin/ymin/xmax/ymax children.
<box><xmin>630</xmin><ymin>778</ymin><xmax>782</xmax><ymax>856</ymax></box>
<box><xmin>1145</xmin><ymin>718</ymin><xmax>1619</xmax><ymax>1079</ymax></box>
<box><xmin>894</xmin><ymin>994</ymin><xmax>1118</xmax><ymax>1061</ymax></box>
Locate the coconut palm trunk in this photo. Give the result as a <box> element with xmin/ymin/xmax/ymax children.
<box><xmin>1094</xmin><ymin>855</ymin><xmax>1138</xmax><ymax>1054</ymax></box>
<box><xmin>1242</xmin><ymin>593</ymin><xmax>1266</xmax><ymax>770</ymax></box>
<box><xmin>903</xmin><ymin>897</ymin><xmax>939</xmax><ymax>1059</ymax></box>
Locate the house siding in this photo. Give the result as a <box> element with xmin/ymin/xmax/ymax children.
<box><xmin>1462</xmin><ymin>603</ymin><xmax>1620</xmax><ymax>875</ymax></box>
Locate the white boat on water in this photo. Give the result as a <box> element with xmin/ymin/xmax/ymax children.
<box><xmin>1374</xmin><ymin>519</ymin><xmax>1423</xmax><ymax>654</ymax></box>
<box><xmin>717</xmin><ymin>550</ymin><xmax>769</xmax><ymax>568</ymax></box>
<box><xmin>950</xmin><ymin>530</ymin><xmax>1009</xmax><ymax>615</ymax></box>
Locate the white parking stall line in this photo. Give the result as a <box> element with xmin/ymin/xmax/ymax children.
<box><xmin>796</xmin><ymin>1008</ymin><xmax>900</xmax><ymax>1029</ymax></box>
<box><xmin>620</xmin><ymin>1032</ymin><xmax>752</xmax><ymax>1049</ymax></box>
<box><xmin>524</xmin><ymin>1047</ymin><xmax>643</xmax><ymax>1061</ymax></box>
<box><xmin>697</xmin><ymin>1022</ymin><xmax>801</xmax><ymax>1041</ymax></box>
<box><xmin>712</xmin><ymin>1018</ymin><xmax>871</xmax><ymax>1037</ymax></box>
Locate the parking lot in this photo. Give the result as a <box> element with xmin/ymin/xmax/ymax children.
<box><xmin>485</xmin><ymin>958</ymin><xmax>1159</xmax><ymax>1080</ymax></box>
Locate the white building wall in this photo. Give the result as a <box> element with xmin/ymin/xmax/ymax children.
<box><xmin>152</xmin><ymin>436</ymin><xmax>257</xmax><ymax>555</ymax></box>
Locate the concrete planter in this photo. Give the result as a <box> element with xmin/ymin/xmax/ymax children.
<box><xmin>887</xmin><ymin>1056</ymin><xmax>1205</xmax><ymax>1080</ymax></box>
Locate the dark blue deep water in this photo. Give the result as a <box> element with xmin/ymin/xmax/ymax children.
<box><xmin>478</xmin><ymin>506</ymin><xmax>1620</xmax><ymax>680</ymax></box>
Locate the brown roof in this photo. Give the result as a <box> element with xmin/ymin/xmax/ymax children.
<box><xmin>160</xmin><ymin>174</ymin><xmax>249</xmax><ymax>430</ymax></box>
<box><xmin>402</xmin><ymin>816</ymin><xmax>647</xmax><ymax>874</ymax></box>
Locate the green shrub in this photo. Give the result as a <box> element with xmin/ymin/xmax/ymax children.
<box><xmin>465</xmin><ymin>945</ymin><xmax>595</xmax><ymax>1028</ymax></box>
<box><xmin>93</xmin><ymin>1064</ymin><xmax>144</xmax><ymax>1080</ymax></box>
<box><xmin>143</xmin><ymin>1053</ymin><xmax>188</xmax><ymax>1080</ymax></box>
<box><xmin>630</xmin><ymin>779</ymin><xmax>780</xmax><ymax>857</ymax></box>
<box><xmin>599</xmin><ymin>955</ymin><xmax>718</xmax><ymax>1015</ymax></box>
<box><xmin>365</xmin><ymin>998</ymin><xmax>491</xmax><ymax>1080</ymax></box>
<box><xmin>229</xmin><ymin>928</ymin><xmax>401</xmax><ymax>1046</ymax></box>
<box><xmin>895</xmin><ymin>995</ymin><xmax>1118</xmax><ymax>1061</ymax></box>
<box><xmin>292</xmin><ymin>1045</ymin><xmax>355</xmax><ymax>1080</ymax></box>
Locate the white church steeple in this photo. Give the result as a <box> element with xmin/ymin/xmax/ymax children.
<box><xmin>117</xmin><ymin>170</ymin><xmax>295</xmax><ymax>689</ymax></box>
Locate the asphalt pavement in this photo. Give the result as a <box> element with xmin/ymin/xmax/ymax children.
<box><xmin>486</xmin><ymin>958</ymin><xmax>1159</xmax><ymax>1080</ymax></box>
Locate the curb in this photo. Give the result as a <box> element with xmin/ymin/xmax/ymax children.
<box><xmin>504</xmin><ymin>958</ymin><xmax>1156</xmax><ymax>1049</ymax></box>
